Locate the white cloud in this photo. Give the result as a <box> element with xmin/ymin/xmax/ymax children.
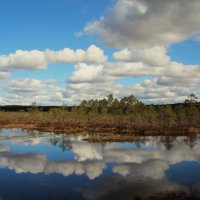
<box><xmin>106</xmin><ymin>62</ymin><xmax>161</xmax><ymax>77</ymax></box>
<box><xmin>7</xmin><ymin>78</ymin><xmax>45</xmax><ymax>93</ymax></box>
<box><xmin>0</xmin><ymin>71</ymin><xmax>10</xmax><ymax>80</ymax></box>
<box><xmin>0</xmin><ymin>144</ymin><xmax>10</xmax><ymax>152</ymax></box>
<box><xmin>83</xmin><ymin>0</ymin><xmax>200</xmax><ymax>48</ymax></box>
<box><xmin>103</xmin><ymin>59</ymin><xmax>200</xmax><ymax>103</ymax></box>
<box><xmin>0</xmin><ymin>45</ymin><xmax>107</xmax><ymax>71</ymax></box>
<box><xmin>2</xmin><ymin>57</ymin><xmax>199</xmax><ymax>105</ymax></box>
<box><xmin>1</xmin><ymin>42</ymin><xmax>199</xmax><ymax>105</ymax></box>
<box><xmin>106</xmin><ymin>60</ymin><xmax>200</xmax><ymax>82</ymax></box>
<box><xmin>0</xmin><ymin>50</ymin><xmax>48</xmax><ymax>70</ymax></box>
<box><xmin>2</xmin><ymin>78</ymin><xmax>65</xmax><ymax>105</ymax></box>
<box><xmin>69</xmin><ymin>63</ymin><xmax>117</xmax><ymax>84</ymax></box>
<box><xmin>45</xmin><ymin>45</ymin><xmax>107</xmax><ymax>64</ymax></box>
<box><xmin>69</xmin><ymin>63</ymin><xmax>105</xmax><ymax>83</ymax></box>
<box><xmin>68</xmin><ymin>12</ymin><xmax>200</xmax><ymax>104</ymax></box>
<box><xmin>113</xmin><ymin>46</ymin><xmax>170</xmax><ymax>66</ymax></box>
<box><xmin>130</xmin><ymin>79</ymin><xmax>195</xmax><ymax>104</ymax></box>
<box><xmin>65</xmin><ymin>60</ymin><xmax>198</xmax><ymax>104</ymax></box>
<box><xmin>64</xmin><ymin>81</ymin><xmax>126</xmax><ymax>104</ymax></box>
<box><xmin>1</xmin><ymin>1</ymin><xmax>200</xmax><ymax>105</ymax></box>
<box><xmin>85</xmin><ymin>45</ymin><xmax>108</xmax><ymax>63</ymax></box>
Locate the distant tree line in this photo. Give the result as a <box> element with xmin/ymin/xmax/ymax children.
<box><xmin>0</xmin><ymin>93</ymin><xmax>199</xmax><ymax>133</ymax></box>
<box><xmin>70</xmin><ymin>93</ymin><xmax>200</xmax><ymax>127</ymax></box>
<box><xmin>77</xmin><ymin>94</ymin><xmax>141</xmax><ymax>115</ymax></box>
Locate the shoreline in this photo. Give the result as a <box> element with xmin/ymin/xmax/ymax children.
<box><xmin>1</xmin><ymin>123</ymin><xmax>200</xmax><ymax>142</ymax></box>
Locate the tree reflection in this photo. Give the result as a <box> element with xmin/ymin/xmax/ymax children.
<box><xmin>135</xmin><ymin>141</ymin><xmax>145</xmax><ymax>149</ymax></box>
<box><xmin>49</xmin><ymin>133</ymin><xmax>59</xmax><ymax>147</ymax></box>
<box><xmin>159</xmin><ymin>135</ymin><xmax>199</xmax><ymax>150</ymax></box>
<box><xmin>49</xmin><ymin>133</ymin><xmax>72</xmax><ymax>152</ymax></box>
<box><xmin>184</xmin><ymin>135</ymin><xmax>198</xmax><ymax>149</ymax></box>
<box><xmin>160</xmin><ymin>136</ymin><xmax>176</xmax><ymax>150</ymax></box>
<box><xmin>59</xmin><ymin>134</ymin><xmax>72</xmax><ymax>152</ymax></box>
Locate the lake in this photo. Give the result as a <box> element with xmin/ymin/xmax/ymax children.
<box><xmin>0</xmin><ymin>129</ymin><xmax>200</xmax><ymax>200</ymax></box>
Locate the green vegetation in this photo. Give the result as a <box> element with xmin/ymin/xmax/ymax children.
<box><xmin>0</xmin><ymin>93</ymin><xmax>199</xmax><ymax>135</ymax></box>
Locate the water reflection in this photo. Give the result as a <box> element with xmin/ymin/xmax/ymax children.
<box><xmin>0</xmin><ymin>128</ymin><xmax>200</xmax><ymax>199</ymax></box>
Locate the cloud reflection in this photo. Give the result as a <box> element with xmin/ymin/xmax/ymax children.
<box><xmin>0</xmin><ymin>151</ymin><xmax>106</xmax><ymax>180</ymax></box>
<box><xmin>1</xmin><ymin>131</ymin><xmax>200</xmax><ymax>183</ymax></box>
<box><xmin>0</xmin><ymin>153</ymin><xmax>47</xmax><ymax>174</ymax></box>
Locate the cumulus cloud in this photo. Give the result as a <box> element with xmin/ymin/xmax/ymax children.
<box><xmin>130</xmin><ymin>79</ymin><xmax>197</xmax><ymax>104</ymax></box>
<box><xmin>2</xmin><ymin>78</ymin><xmax>66</xmax><ymax>105</ymax></box>
<box><xmin>107</xmin><ymin>60</ymin><xmax>200</xmax><ymax>82</ymax></box>
<box><xmin>103</xmin><ymin>59</ymin><xmax>200</xmax><ymax>103</ymax></box>
<box><xmin>69</xmin><ymin>63</ymin><xmax>105</xmax><ymax>83</ymax></box>
<box><xmin>1</xmin><ymin>1</ymin><xmax>200</xmax><ymax>104</ymax></box>
<box><xmin>45</xmin><ymin>45</ymin><xmax>107</xmax><ymax>64</ymax></box>
<box><xmin>1</xmin><ymin>75</ymin><xmax>122</xmax><ymax>105</ymax></box>
<box><xmin>0</xmin><ymin>50</ymin><xmax>48</xmax><ymax>70</ymax></box>
<box><xmin>62</xmin><ymin>62</ymin><xmax>125</xmax><ymax>103</ymax></box>
<box><xmin>7</xmin><ymin>78</ymin><xmax>45</xmax><ymax>94</ymax></box>
<box><xmin>64</xmin><ymin>59</ymin><xmax>199</xmax><ymax>104</ymax></box>
<box><xmin>69</xmin><ymin>63</ymin><xmax>117</xmax><ymax>84</ymax></box>
<box><xmin>106</xmin><ymin>62</ymin><xmax>160</xmax><ymax>77</ymax></box>
<box><xmin>64</xmin><ymin>81</ymin><xmax>126</xmax><ymax>104</ymax></box>
<box><xmin>2</xmin><ymin>61</ymin><xmax>198</xmax><ymax>105</ymax></box>
<box><xmin>0</xmin><ymin>45</ymin><xmax>107</xmax><ymax>71</ymax></box>
<box><xmin>83</xmin><ymin>0</ymin><xmax>200</xmax><ymax>48</ymax></box>
<box><xmin>1</xmin><ymin>45</ymin><xmax>199</xmax><ymax>105</ymax></box>
<box><xmin>0</xmin><ymin>144</ymin><xmax>10</xmax><ymax>152</ymax></box>
<box><xmin>66</xmin><ymin>47</ymin><xmax>200</xmax><ymax>99</ymax></box>
<box><xmin>0</xmin><ymin>71</ymin><xmax>10</xmax><ymax>80</ymax></box>
<box><xmin>113</xmin><ymin>46</ymin><xmax>170</xmax><ymax>66</ymax></box>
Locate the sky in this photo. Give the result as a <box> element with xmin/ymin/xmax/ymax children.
<box><xmin>0</xmin><ymin>0</ymin><xmax>200</xmax><ymax>105</ymax></box>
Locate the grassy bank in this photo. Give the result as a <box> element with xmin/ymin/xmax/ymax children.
<box><xmin>0</xmin><ymin>96</ymin><xmax>200</xmax><ymax>136</ymax></box>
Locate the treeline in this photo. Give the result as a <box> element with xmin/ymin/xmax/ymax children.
<box><xmin>76</xmin><ymin>94</ymin><xmax>141</xmax><ymax>115</ymax></box>
<box><xmin>72</xmin><ymin>94</ymin><xmax>200</xmax><ymax>127</ymax></box>
<box><xmin>0</xmin><ymin>105</ymin><xmax>61</xmax><ymax>112</ymax></box>
<box><xmin>0</xmin><ymin>93</ymin><xmax>200</xmax><ymax>135</ymax></box>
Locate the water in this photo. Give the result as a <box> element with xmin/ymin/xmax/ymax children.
<box><xmin>0</xmin><ymin>129</ymin><xmax>200</xmax><ymax>200</ymax></box>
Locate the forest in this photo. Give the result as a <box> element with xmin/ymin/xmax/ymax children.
<box><xmin>0</xmin><ymin>93</ymin><xmax>199</xmax><ymax>135</ymax></box>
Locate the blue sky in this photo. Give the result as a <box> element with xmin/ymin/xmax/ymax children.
<box><xmin>0</xmin><ymin>0</ymin><xmax>200</xmax><ymax>105</ymax></box>
<box><xmin>0</xmin><ymin>0</ymin><xmax>108</xmax><ymax>51</ymax></box>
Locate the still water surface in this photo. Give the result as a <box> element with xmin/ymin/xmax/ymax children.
<box><xmin>0</xmin><ymin>129</ymin><xmax>200</xmax><ymax>200</ymax></box>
